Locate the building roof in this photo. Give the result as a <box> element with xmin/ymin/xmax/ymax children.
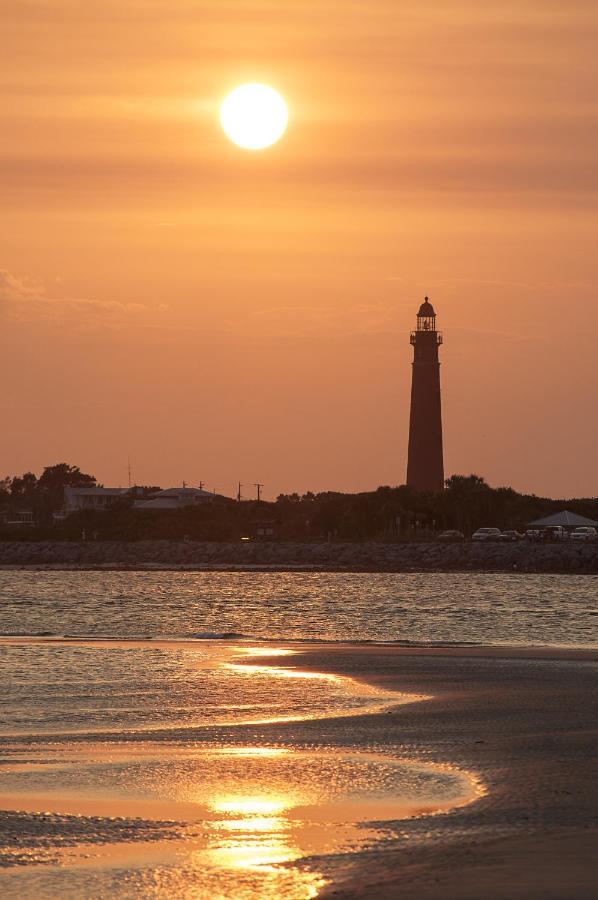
<box><xmin>64</xmin><ymin>487</ymin><xmax>128</xmax><ymax>496</ymax></box>
<box><xmin>133</xmin><ymin>487</ymin><xmax>217</xmax><ymax>511</ymax></box>
<box><xmin>527</xmin><ymin>510</ymin><xmax>598</xmax><ymax>529</ymax></box>
<box><xmin>133</xmin><ymin>498</ymin><xmax>182</xmax><ymax>510</ymax></box>
<box><xmin>155</xmin><ymin>488</ymin><xmax>214</xmax><ymax>500</ymax></box>
<box><xmin>417</xmin><ymin>296</ymin><xmax>436</xmax><ymax>317</ymax></box>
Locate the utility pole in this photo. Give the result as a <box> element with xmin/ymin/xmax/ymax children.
<box><xmin>254</xmin><ymin>482</ymin><xmax>264</xmax><ymax>502</ymax></box>
<box><xmin>199</xmin><ymin>481</ymin><xmax>204</xmax><ymax>490</ymax></box>
<box><xmin>237</xmin><ymin>482</ymin><xmax>243</xmax><ymax>502</ymax></box>
<box><xmin>127</xmin><ymin>457</ymin><xmax>132</xmax><ymax>489</ymax></box>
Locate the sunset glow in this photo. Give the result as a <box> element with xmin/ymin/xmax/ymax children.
<box><xmin>2</xmin><ymin>0</ymin><xmax>598</xmax><ymax>498</ymax></box>
<box><xmin>2</xmin><ymin>3</ymin><xmax>596</xmax><ymax>897</ymax></box>
<box><xmin>220</xmin><ymin>84</ymin><xmax>288</xmax><ymax>150</ymax></box>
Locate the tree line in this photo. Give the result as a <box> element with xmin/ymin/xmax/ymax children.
<box><xmin>1</xmin><ymin>465</ymin><xmax>597</xmax><ymax>542</ymax></box>
<box><xmin>0</xmin><ymin>464</ymin><xmax>97</xmax><ymax>523</ymax></box>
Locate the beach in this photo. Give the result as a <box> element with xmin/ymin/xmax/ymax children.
<box><xmin>1</xmin><ymin>638</ymin><xmax>596</xmax><ymax>898</ymax></box>
<box><xmin>284</xmin><ymin>644</ymin><xmax>598</xmax><ymax>898</ymax></box>
<box><xmin>0</xmin><ymin>569</ymin><xmax>596</xmax><ymax>897</ymax></box>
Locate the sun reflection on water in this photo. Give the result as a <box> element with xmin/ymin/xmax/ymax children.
<box><xmin>211</xmin><ymin>796</ymin><xmax>291</xmax><ymax>817</ymax></box>
<box><xmin>0</xmin><ymin>738</ymin><xmax>484</xmax><ymax>900</ymax></box>
<box><xmin>212</xmin><ymin>746</ymin><xmax>291</xmax><ymax>759</ymax></box>
<box><xmin>200</xmin><ymin>777</ymin><xmax>325</xmax><ymax>897</ymax></box>
<box><xmin>215</xmin><ymin>816</ymin><xmax>284</xmax><ymax>833</ymax></box>
<box><xmin>225</xmin><ymin>662</ymin><xmax>339</xmax><ymax>681</ymax></box>
<box><xmin>0</xmin><ymin>643</ymin><xmax>485</xmax><ymax>900</ymax></box>
<box><xmin>206</xmin><ymin>835</ymin><xmax>299</xmax><ymax>872</ymax></box>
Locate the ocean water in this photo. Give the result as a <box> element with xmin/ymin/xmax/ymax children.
<box><xmin>0</xmin><ymin>569</ymin><xmax>596</xmax><ymax>647</ymax></box>
<box><xmin>0</xmin><ymin>641</ymin><xmax>401</xmax><ymax>736</ymax></box>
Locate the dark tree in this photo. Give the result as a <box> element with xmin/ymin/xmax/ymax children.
<box><xmin>36</xmin><ymin>464</ymin><xmax>97</xmax><ymax>518</ymax></box>
<box><xmin>9</xmin><ymin>472</ymin><xmax>38</xmax><ymax>506</ymax></box>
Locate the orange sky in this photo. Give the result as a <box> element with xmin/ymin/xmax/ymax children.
<box><xmin>2</xmin><ymin>0</ymin><xmax>598</xmax><ymax>498</ymax></box>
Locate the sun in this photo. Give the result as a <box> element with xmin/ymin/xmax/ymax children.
<box><xmin>220</xmin><ymin>83</ymin><xmax>288</xmax><ymax>150</ymax></box>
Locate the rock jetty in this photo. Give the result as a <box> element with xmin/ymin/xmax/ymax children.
<box><xmin>0</xmin><ymin>541</ymin><xmax>597</xmax><ymax>573</ymax></box>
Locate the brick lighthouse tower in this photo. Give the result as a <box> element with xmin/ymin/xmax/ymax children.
<box><xmin>406</xmin><ymin>297</ymin><xmax>444</xmax><ymax>492</ymax></box>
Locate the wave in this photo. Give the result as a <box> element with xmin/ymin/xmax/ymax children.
<box><xmin>0</xmin><ymin>630</ymin><xmax>61</xmax><ymax>637</ymax></box>
<box><xmin>0</xmin><ymin>632</ymin><xmax>586</xmax><ymax>650</ymax></box>
<box><xmin>172</xmin><ymin>631</ymin><xmax>248</xmax><ymax>640</ymax></box>
<box><xmin>176</xmin><ymin>635</ymin><xmax>483</xmax><ymax>646</ymax></box>
<box><xmin>33</xmin><ymin>634</ymin><xmax>487</xmax><ymax>647</ymax></box>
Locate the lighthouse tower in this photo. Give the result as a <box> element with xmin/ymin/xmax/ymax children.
<box><xmin>406</xmin><ymin>297</ymin><xmax>444</xmax><ymax>492</ymax></box>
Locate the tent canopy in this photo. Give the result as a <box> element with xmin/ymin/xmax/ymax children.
<box><xmin>527</xmin><ymin>510</ymin><xmax>598</xmax><ymax>529</ymax></box>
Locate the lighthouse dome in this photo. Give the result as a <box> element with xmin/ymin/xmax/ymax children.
<box><xmin>417</xmin><ymin>297</ymin><xmax>435</xmax><ymax>317</ymax></box>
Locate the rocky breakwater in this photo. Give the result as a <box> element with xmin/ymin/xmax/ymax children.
<box><xmin>0</xmin><ymin>540</ymin><xmax>598</xmax><ymax>573</ymax></box>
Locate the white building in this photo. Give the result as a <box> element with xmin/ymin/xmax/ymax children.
<box><xmin>64</xmin><ymin>487</ymin><xmax>130</xmax><ymax>513</ymax></box>
<box><xmin>62</xmin><ymin>485</ymin><xmax>218</xmax><ymax>516</ymax></box>
<box><xmin>133</xmin><ymin>487</ymin><xmax>216</xmax><ymax>511</ymax></box>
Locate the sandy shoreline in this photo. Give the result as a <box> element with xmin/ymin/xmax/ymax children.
<box><xmin>273</xmin><ymin>643</ymin><xmax>598</xmax><ymax>899</ymax></box>
<box><xmin>1</xmin><ymin>641</ymin><xmax>597</xmax><ymax>898</ymax></box>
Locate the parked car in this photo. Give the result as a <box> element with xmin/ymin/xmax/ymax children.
<box><xmin>570</xmin><ymin>526</ymin><xmax>598</xmax><ymax>542</ymax></box>
<box><xmin>497</xmin><ymin>530</ymin><xmax>524</xmax><ymax>542</ymax></box>
<box><xmin>525</xmin><ymin>529</ymin><xmax>541</xmax><ymax>541</ymax></box>
<box><xmin>541</xmin><ymin>525</ymin><xmax>569</xmax><ymax>541</ymax></box>
<box><xmin>436</xmin><ymin>530</ymin><xmax>465</xmax><ymax>542</ymax></box>
<box><xmin>472</xmin><ymin>527</ymin><xmax>502</xmax><ymax>542</ymax></box>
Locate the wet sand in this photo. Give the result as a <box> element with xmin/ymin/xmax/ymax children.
<box><xmin>279</xmin><ymin>644</ymin><xmax>598</xmax><ymax>899</ymax></box>
<box><xmin>1</xmin><ymin>641</ymin><xmax>597</xmax><ymax>898</ymax></box>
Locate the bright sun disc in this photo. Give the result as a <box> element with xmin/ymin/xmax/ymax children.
<box><xmin>220</xmin><ymin>83</ymin><xmax>288</xmax><ymax>150</ymax></box>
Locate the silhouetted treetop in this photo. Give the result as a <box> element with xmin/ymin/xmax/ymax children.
<box><xmin>1</xmin><ymin>465</ymin><xmax>597</xmax><ymax>542</ymax></box>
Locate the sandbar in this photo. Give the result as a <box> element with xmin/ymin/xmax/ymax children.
<box><xmin>269</xmin><ymin>643</ymin><xmax>598</xmax><ymax>899</ymax></box>
<box><xmin>0</xmin><ymin>641</ymin><xmax>596</xmax><ymax>898</ymax></box>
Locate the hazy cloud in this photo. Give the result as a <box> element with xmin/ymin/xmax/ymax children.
<box><xmin>0</xmin><ymin>267</ymin><xmax>149</xmax><ymax>323</ymax></box>
<box><xmin>0</xmin><ymin>269</ymin><xmax>42</xmax><ymax>304</ymax></box>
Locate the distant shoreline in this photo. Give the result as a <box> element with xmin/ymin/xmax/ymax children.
<box><xmin>1</xmin><ymin>540</ymin><xmax>597</xmax><ymax>574</ymax></box>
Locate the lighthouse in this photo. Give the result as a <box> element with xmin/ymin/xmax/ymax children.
<box><xmin>406</xmin><ymin>297</ymin><xmax>444</xmax><ymax>492</ymax></box>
